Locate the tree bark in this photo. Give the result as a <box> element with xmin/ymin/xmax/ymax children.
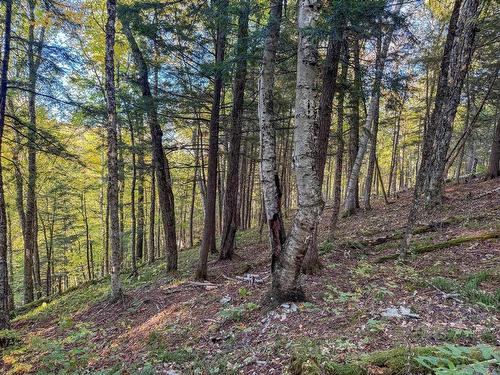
<box><xmin>362</xmin><ymin>90</ymin><xmax>380</xmax><ymax>210</ymax></box>
<box><xmin>302</xmin><ymin>21</ymin><xmax>344</xmax><ymax>274</ymax></box>
<box><xmin>401</xmin><ymin>0</ymin><xmax>480</xmax><ymax>258</ymax></box>
<box><xmin>148</xmin><ymin>167</ymin><xmax>156</xmax><ymax>263</ymax></box>
<box><xmin>196</xmin><ymin>0</ymin><xmax>229</xmax><ymax>279</ymax></box>
<box><xmin>259</xmin><ymin>0</ymin><xmax>286</xmax><ymax>275</ymax></box>
<box><xmin>271</xmin><ymin>0</ymin><xmax>323</xmax><ymax>303</ymax></box>
<box><xmin>136</xmin><ymin>123</ymin><xmax>145</xmax><ymax>261</ymax></box>
<box><xmin>330</xmin><ymin>43</ymin><xmax>349</xmax><ymax>231</ymax></box>
<box><xmin>129</xmin><ymin>117</ymin><xmax>138</xmax><ymax>276</ymax></box>
<box><xmin>387</xmin><ymin>97</ymin><xmax>405</xmax><ymax>196</ymax></box>
<box><xmin>105</xmin><ymin>0</ymin><xmax>123</xmax><ymax>300</ymax></box>
<box><xmin>422</xmin><ymin>0</ymin><xmax>480</xmax><ymax>205</ymax></box>
<box><xmin>220</xmin><ymin>0</ymin><xmax>250</xmax><ymax>260</ymax></box>
<box><xmin>486</xmin><ymin>110</ymin><xmax>500</xmax><ymax>179</ymax></box>
<box><xmin>120</xmin><ymin>14</ymin><xmax>178</xmax><ymax>271</ymax></box>
<box><xmin>1</xmin><ymin>2</ymin><xmax>13</xmax><ymax>326</ymax></box>
<box><xmin>348</xmin><ymin>35</ymin><xmax>361</xmax><ymax>209</ymax></box>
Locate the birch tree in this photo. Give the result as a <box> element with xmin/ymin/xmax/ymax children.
<box><xmin>259</xmin><ymin>0</ymin><xmax>285</xmax><ymax>273</ymax></box>
<box><xmin>271</xmin><ymin>0</ymin><xmax>323</xmax><ymax>302</ymax></box>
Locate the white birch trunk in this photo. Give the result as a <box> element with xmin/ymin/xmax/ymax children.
<box><xmin>271</xmin><ymin>0</ymin><xmax>323</xmax><ymax>302</ymax></box>
<box><xmin>258</xmin><ymin>0</ymin><xmax>286</xmax><ymax>271</ymax></box>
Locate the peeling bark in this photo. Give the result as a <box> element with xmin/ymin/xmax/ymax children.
<box><xmin>271</xmin><ymin>0</ymin><xmax>323</xmax><ymax>303</ymax></box>
<box><xmin>258</xmin><ymin>0</ymin><xmax>286</xmax><ymax>273</ymax></box>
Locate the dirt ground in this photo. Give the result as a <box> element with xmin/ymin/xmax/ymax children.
<box><xmin>3</xmin><ymin>178</ymin><xmax>499</xmax><ymax>374</ymax></box>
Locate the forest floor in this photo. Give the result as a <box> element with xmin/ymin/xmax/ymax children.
<box><xmin>1</xmin><ymin>178</ymin><xmax>499</xmax><ymax>375</ymax></box>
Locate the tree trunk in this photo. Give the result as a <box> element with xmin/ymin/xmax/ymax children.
<box><xmin>129</xmin><ymin>118</ymin><xmax>138</xmax><ymax>276</ymax></box>
<box><xmin>343</xmin><ymin>4</ymin><xmax>402</xmax><ymax>215</ymax></box>
<box><xmin>330</xmin><ymin>43</ymin><xmax>349</xmax><ymax>231</ymax></box>
<box><xmin>105</xmin><ymin>0</ymin><xmax>123</xmax><ymax>300</ymax></box>
<box><xmin>362</xmin><ymin>91</ymin><xmax>380</xmax><ymax>210</ymax></box>
<box><xmin>422</xmin><ymin>0</ymin><xmax>480</xmax><ymax>205</ymax></box>
<box><xmin>401</xmin><ymin>0</ymin><xmax>480</xmax><ymax>258</ymax></box>
<box><xmin>259</xmin><ymin>0</ymin><xmax>286</xmax><ymax>275</ymax></box>
<box><xmin>271</xmin><ymin>0</ymin><xmax>323</xmax><ymax>303</ymax></box>
<box><xmin>220</xmin><ymin>0</ymin><xmax>250</xmax><ymax>260</ymax></box>
<box><xmin>196</xmin><ymin>0</ymin><xmax>229</xmax><ymax>279</ymax></box>
<box><xmin>348</xmin><ymin>35</ymin><xmax>361</xmax><ymax>209</ymax></box>
<box><xmin>136</xmin><ymin>123</ymin><xmax>145</xmax><ymax>261</ymax></box>
<box><xmin>120</xmin><ymin>14</ymin><xmax>178</xmax><ymax>271</ymax></box>
<box><xmin>148</xmin><ymin>167</ymin><xmax>156</xmax><ymax>263</ymax></box>
<box><xmin>387</xmin><ymin>93</ymin><xmax>405</xmax><ymax>196</ymax></box>
<box><xmin>189</xmin><ymin>133</ymin><xmax>197</xmax><ymax>248</ymax></box>
<box><xmin>302</xmin><ymin>21</ymin><xmax>344</xmax><ymax>274</ymax></box>
<box><xmin>486</xmin><ymin>110</ymin><xmax>500</xmax><ymax>179</ymax></box>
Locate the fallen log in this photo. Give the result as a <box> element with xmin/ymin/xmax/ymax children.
<box><xmin>342</xmin><ymin>216</ymin><xmax>465</xmax><ymax>249</ymax></box>
<box><xmin>374</xmin><ymin>231</ymin><xmax>500</xmax><ymax>263</ymax></box>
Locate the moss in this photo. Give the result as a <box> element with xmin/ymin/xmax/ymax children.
<box><xmin>0</xmin><ymin>329</ymin><xmax>21</xmax><ymax>348</ymax></box>
<box><xmin>291</xmin><ymin>346</ymin><xmax>438</xmax><ymax>375</ymax></box>
<box><xmin>375</xmin><ymin>231</ymin><xmax>500</xmax><ymax>263</ymax></box>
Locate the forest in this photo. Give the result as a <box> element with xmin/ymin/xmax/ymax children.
<box><xmin>0</xmin><ymin>0</ymin><xmax>499</xmax><ymax>373</ymax></box>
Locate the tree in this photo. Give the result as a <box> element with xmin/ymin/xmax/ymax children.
<box><xmin>343</xmin><ymin>2</ymin><xmax>402</xmax><ymax>215</ymax></box>
<box><xmin>302</xmin><ymin>3</ymin><xmax>344</xmax><ymax>274</ymax></box>
<box><xmin>401</xmin><ymin>0</ymin><xmax>481</xmax><ymax>258</ymax></box>
<box><xmin>105</xmin><ymin>0</ymin><xmax>123</xmax><ymax>300</ymax></box>
<box><xmin>120</xmin><ymin>9</ymin><xmax>178</xmax><ymax>272</ymax></box>
<box><xmin>196</xmin><ymin>0</ymin><xmax>229</xmax><ymax>279</ymax></box>
<box><xmin>271</xmin><ymin>0</ymin><xmax>323</xmax><ymax>303</ymax></box>
<box><xmin>220</xmin><ymin>0</ymin><xmax>250</xmax><ymax>260</ymax></box>
<box><xmin>422</xmin><ymin>0</ymin><xmax>481</xmax><ymax>205</ymax></box>
<box><xmin>259</xmin><ymin>0</ymin><xmax>285</xmax><ymax>275</ymax></box>
<box><xmin>330</xmin><ymin>41</ymin><xmax>349</xmax><ymax>230</ymax></box>
<box><xmin>486</xmin><ymin>110</ymin><xmax>500</xmax><ymax>179</ymax></box>
<box><xmin>0</xmin><ymin>0</ymin><xmax>13</xmax><ymax>329</ymax></box>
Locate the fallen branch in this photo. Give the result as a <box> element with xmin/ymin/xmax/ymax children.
<box><xmin>342</xmin><ymin>216</ymin><xmax>465</xmax><ymax>249</ymax></box>
<box><xmin>374</xmin><ymin>231</ymin><xmax>500</xmax><ymax>263</ymax></box>
<box><xmin>474</xmin><ymin>187</ymin><xmax>500</xmax><ymax>199</ymax></box>
<box><xmin>425</xmin><ymin>281</ymin><xmax>463</xmax><ymax>304</ymax></box>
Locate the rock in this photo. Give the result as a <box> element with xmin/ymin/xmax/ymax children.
<box><xmin>381</xmin><ymin>306</ymin><xmax>420</xmax><ymax>319</ymax></box>
<box><xmin>220</xmin><ymin>295</ymin><xmax>231</xmax><ymax>304</ymax></box>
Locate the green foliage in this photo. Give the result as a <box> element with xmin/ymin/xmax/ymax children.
<box><xmin>431</xmin><ymin>268</ymin><xmax>500</xmax><ymax>309</ymax></box>
<box><xmin>238</xmin><ymin>287</ymin><xmax>251</xmax><ymax>297</ymax></box>
<box><xmin>415</xmin><ymin>344</ymin><xmax>500</xmax><ymax>375</ymax></box>
<box><xmin>353</xmin><ymin>261</ymin><xmax>373</xmax><ymax>277</ymax></box>
<box><xmin>444</xmin><ymin>328</ymin><xmax>474</xmax><ymax>343</ymax></box>
<box><xmin>0</xmin><ymin>329</ymin><xmax>21</xmax><ymax>348</ymax></box>
<box><xmin>365</xmin><ymin>319</ymin><xmax>385</xmax><ymax>333</ymax></box>
<box><xmin>319</xmin><ymin>240</ymin><xmax>335</xmax><ymax>255</ymax></box>
<box><xmin>218</xmin><ymin>306</ymin><xmax>245</xmax><ymax>322</ymax></box>
<box><xmin>323</xmin><ymin>284</ymin><xmax>360</xmax><ymax>304</ymax></box>
<box><xmin>147</xmin><ymin>330</ymin><xmax>198</xmax><ymax>364</ymax></box>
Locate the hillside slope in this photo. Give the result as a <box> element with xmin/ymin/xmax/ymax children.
<box><xmin>2</xmin><ymin>179</ymin><xmax>499</xmax><ymax>374</ymax></box>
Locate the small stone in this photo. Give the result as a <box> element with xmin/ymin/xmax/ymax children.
<box><xmin>220</xmin><ymin>295</ymin><xmax>231</xmax><ymax>304</ymax></box>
